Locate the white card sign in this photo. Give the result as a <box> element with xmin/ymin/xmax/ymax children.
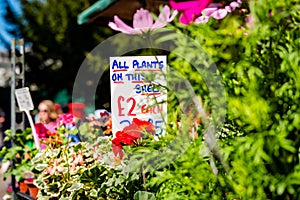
<box><xmin>110</xmin><ymin>56</ymin><xmax>167</xmax><ymax>136</ymax></box>
<box><xmin>15</xmin><ymin>87</ymin><xmax>34</xmax><ymax>111</ymax></box>
<box><xmin>15</xmin><ymin>87</ymin><xmax>40</xmax><ymax>149</ymax></box>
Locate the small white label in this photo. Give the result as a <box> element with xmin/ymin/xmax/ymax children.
<box><xmin>15</xmin><ymin>87</ymin><xmax>34</xmax><ymax>111</ymax></box>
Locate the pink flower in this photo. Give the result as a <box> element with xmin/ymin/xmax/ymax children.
<box><xmin>195</xmin><ymin>0</ymin><xmax>243</xmax><ymax>24</ymax></box>
<box><xmin>44</xmin><ymin>158</ymin><xmax>64</xmax><ymax>175</ymax></box>
<box><xmin>245</xmin><ymin>15</ymin><xmax>254</xmax><ymax>28</ymax></box>
<box><xmin>6</xmin><ymin>186</ymin><xmax>12</xmax><ymax>193</ymax></box>
<box><xmin>194</xmin><ymin>7</ymin><xmax>218</xmax><ymax>24</ymax></box>
<box><xmin>169</xmin><ymin>0</ymin><xmax>212</xmax><ymax>25</ymax></box>
<box><xmin>108</xmin><ymin>5</ymin><xmax>177</xmax><ymax>34</ymax></box>
<box><xmin>57</xmin><ymin>113</ymin><xmax>76</xmax><ymax>127</ymax></box>
<box><xmin>230</xmin><ymin>0</ymin><xmax>242</xmax><ymax>10</ymax></box>
<box><xmin>71</xmin><ymin>150</ymin><xmax>85</xmax><ymax>171</ymax></box>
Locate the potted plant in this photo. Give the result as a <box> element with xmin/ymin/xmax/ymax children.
<box><xmin>0</xmin><ymin>128</ymin><xmax>39</xmax><ymax>197</ymax></box>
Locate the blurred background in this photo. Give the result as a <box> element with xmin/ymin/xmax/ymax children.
<box><xmin>0</xmin><ymin>0</ymin><xmax>166</xmax><ymax>130</ymax></box>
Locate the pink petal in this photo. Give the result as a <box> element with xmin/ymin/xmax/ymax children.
<box><xmin>179</xmin><ymin>13</ymin><xmax>190</xmax><ymax>25</ymax></box>
<box><xmin>158</xmin><ymin>5</ymin><xmax>171</xmax><ymax>22</ymax></box>
<box><xmin>168</xmin><ymin>7</ymin><xmax>178</xmax><ymax>22</ymax></box>
<box><xmin>202</xmin><ymin>7</ymin><xmax>218</xmax><ymax>16</ymax></box>
<box><xmin>230</xmin><ymin>2</ymin><xmax>240</xmax><ymax>10</ymax></box>
<box><xmin>108</xmin><ymin>16</ymin><xmax>137</xmax><ymax>34</ymax></box>
<box><xmin>178</xmin><ymin>0</ymin><xmax>212</xmax><ymax>24</ymax></box>
<box><xmin>57</xmin><ymin>166</ymin><xmax>64</xmax><ymax>172</ymax></box>
<box><xmin>180</xmin><ymin>7</ymin><xmax>202</xmax><ymax>24</ymax></box>
<box><xmin>194</xmin><ymin>15</ymin><xmax>210</xmax><ymax>24</ymax></box>
<box><xmin>50</xmin><ymin>167</ymin><xmax>56</xmax><ymax>175</ymax></box>
<box><xmin>211</xmin><ymin>9</ymin><xmax>228</xmax><ymax>20</ymax></box>
<box><xmin>207</xmin><ymin>3</ymin><xmax>221</xmax><ymax>8</ymax></box>
<box><xmin>169</xmin><ymin>0</ymin><xmax>204</xmax><ymax>11</ymax></box>
<box><xmin>152</xmin><ymin>5</ymin><xmax>177</xmax><ymax>29</ymax></box>
<box><xmin>245</xmin><ymin>15</ymin><xmax>254</xmax><ymax>28</ymax></box>
<box><xmin>133</xmin><ymin>8</ymin><xmax>153</xmax><ymax>30</ymax></box>
<box><xmin>225</xmin><ymin>6</ymin><xmax>232</xmax><ymax>12</ymax></box>
<box><xmin>194</xmin><ymin>0</ymin><xmax>212</xmax><ymax>14</ymax></box>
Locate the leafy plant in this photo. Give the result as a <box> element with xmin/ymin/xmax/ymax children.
<box><xmin>33</xmin><ymin>136</ymin><xmax>144</xmax><ymax>199</ymax></box>
<box><xmin>0</xmin><ymin>128</ymin><xmax>38</xmax><ymax>182</ymax></box>
<box><xmin>118</xmin><ymin>0</ymin><xmax>300</xmax><ymax>199</ymax></box>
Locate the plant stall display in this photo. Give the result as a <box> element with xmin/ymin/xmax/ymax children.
<box><xmin>2</xmin><ymin>0</ymin><xmax>299</xmax><ymax>199</ymax></box>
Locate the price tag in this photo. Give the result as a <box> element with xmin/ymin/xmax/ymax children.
<box><xmin>110</xmin><ymin>56</ymin><xmax>167</xmax><ymax>135</ymax></box>
<box><xmin>15</xmin><ymin>87</ymin><xmax>34</xmax><ymax>111</ymax></box>
<box><xmin>15</xmin><ymin>87</ymin><xmax>40</xmax><ymax>149</ymax></box>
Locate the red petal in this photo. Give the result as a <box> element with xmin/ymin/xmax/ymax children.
<box><xmin>112</xmin><ymin>143</ymin><xmax>124</xmax><ymax>158</ymax></box>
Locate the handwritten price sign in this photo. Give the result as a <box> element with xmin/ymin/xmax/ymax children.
<box><xmin>110</xmin><ymin>56</ymin><xmax>167</xmax><ymax>136</ymax></box>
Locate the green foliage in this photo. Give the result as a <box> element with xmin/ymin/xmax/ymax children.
<box><xmin>128</xmin><ymin>0</ymin><xmax>300</xmax><ymax>199</ymax></box>
<box><xmin>134</xmin><ymin>191</ymin><xmax>156</xmax><ymax>200</ymax></box>
<box><xmin>145</xmin><ymin>138</ymin><xmax>223</xmax><ymax>200</ymax></box>
<box><xmin>0</xmin><ymin>128</ymin><xmax>38</xmax><ymax>182</ymax></box>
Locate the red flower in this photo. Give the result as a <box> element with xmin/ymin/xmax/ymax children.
<box><xmin>112</xmin><ymin>131</ymin><xmax>138</xmax><ymax>157</ymax></box>
<box><xmin>111</xmin><ymin>118</ymin><xmax>156</xmax><ymax>158</ymax></box>
<box><xmin>116</xmin><ymin>131</ymin><xmax>138</xmax><ymax>144</ymax></box>
<box><xmin>122</xmin><ymin>118</ymin><xmax>155</xmax><ymax>138</ymax></box>
<box><xmin>122</xmin><ymin>123</ymin><xmax>142</xmax><ymax>138</ymax></box>
<box><xmin>112</xmin><ymin>139</ymin><xmax>124</xmax><ymax>158</ymax></box>
<box><xmin>132</xmin><ymin>118</ymin><xmax>156</xmax><ymax>135</ymax></box>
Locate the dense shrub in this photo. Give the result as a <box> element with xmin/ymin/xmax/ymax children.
<box><xmin>141</xmin><ymin>0</ymin><xmax>300</xmax><ymax>199</ymax></box>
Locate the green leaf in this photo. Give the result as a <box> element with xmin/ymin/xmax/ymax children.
<box><xmin>35</xmin><ymin>163</ymin><xmax>49</xmax><ymax>171</ymax></box>
<box><xmin>90</xmin><ymin>189</ymin><xmax>98</xmax><ymax>197</ymax></box>
<box><xmin>277</xmin><ymin>182</ymin><xmax>286</xmax><ymax>195</ymax></box>
<box><xmin>134</xmin><ymin>191</ymin><xmax>156</xmax><ymax>200</ymax></box>
<box><xmin>67</xmin><ymin>182</ymin><xmax>84</xmax><ymax>192</ymax></box>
